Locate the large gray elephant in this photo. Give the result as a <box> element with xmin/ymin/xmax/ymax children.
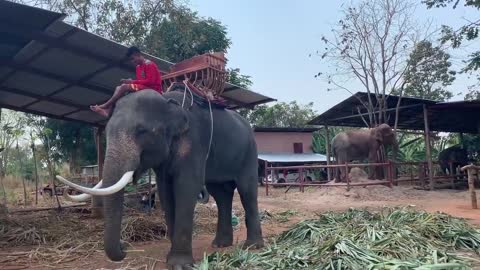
<box><xmin>57</xmin><ymin>89</ymin><xmax>264</xmax><ymax>269</ymax></box>
<box><xmin>331</xmin><ymin>124</ymin><xmax>397</xmax><ymax>182</ymax></box>
<box><xmin>438</xmin><ymin>145</ymin><xmax>468</xmax><ymax>176</ymax></box>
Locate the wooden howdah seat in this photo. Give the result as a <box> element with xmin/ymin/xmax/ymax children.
<box><xmin>163</xmin><ymin>52</ymin><xmax>228</xmax><ymax>103</ymax></box>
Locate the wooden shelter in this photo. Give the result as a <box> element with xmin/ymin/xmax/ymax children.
<box><xmin>308</xmin><ymin>92</ymin><xmax>480</xmax><ymax>189</ymax></box>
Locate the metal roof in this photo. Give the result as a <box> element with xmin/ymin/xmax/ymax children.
<box><xmin>258</xmin><ymin>153</ymin><xmax>327</xmax><ymax>163</ymax></box>
<box><xmin>0</xmin><ymin>0</ymin><xmax>275</xmax><ymax>126</ymax></box>
<box><xmin>254</xmin><ymin>127</ymin><xmax>320</xmax><ymax>133</ymax></box>
<box><xmin>308</xmin><ymin>92</ymin><xmax>480</xmax><ymax>134</ymax></box>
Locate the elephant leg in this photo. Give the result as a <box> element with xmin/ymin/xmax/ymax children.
<box><xmin>368</xmin><ymin>152</ymin><xmax>377</xmax><ymax>180</ymax></box>
<box><xmin>155</xmin><ymin>170</ymin><xmax>175</xmax><ymax>241</ymax></box>
<box><xmin>167</xmin><ymin>170</ymin><xmax>203</xmax><ymax>269</ymax></box>
<box><xmin>206</xmin><ymin>182</ymin><xmax>235</xmax><ymax>248</ymax></box>
<box><xmin>336</xmin><ymin>156</ymin><xmax>347</xmax><ymax>183</ymax></box>
<box><xmin>236</xmin><ymin>175</ymin><xmax>264</xmax><ymax>249</ymax></box>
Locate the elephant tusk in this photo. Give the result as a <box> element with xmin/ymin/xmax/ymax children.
<box><xmin>56</xmin><ymin>171</ymin><xmax>134</xmax><ymax>196</ymax></box>
<box><xmin>65</xmin><ymin>180</ymin><xmax>103</xmax><ymax>202</ymax></box>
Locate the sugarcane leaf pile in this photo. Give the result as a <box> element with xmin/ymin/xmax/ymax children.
<box><xmin>196</xmin><ymin>207</ymin><xmax>480</xmax><ymax>269</ymax></box>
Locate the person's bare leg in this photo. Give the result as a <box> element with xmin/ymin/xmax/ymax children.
<box><xmin>100</xmin><ymin>84</ymin><xmax>132</xmax><ymax>108</ymax></box>
<box><xmin>90</xmin><ymin>84</ymin><xmax>132</xmax><ymax>116</ymax></box>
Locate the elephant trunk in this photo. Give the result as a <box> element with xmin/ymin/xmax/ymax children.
<box><xmin>102</xmin><ymin>137</ymin><xmax>140</xmax><ymax>262</ymax></box>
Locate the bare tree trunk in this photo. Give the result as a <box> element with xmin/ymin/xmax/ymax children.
<box><xmin>45</xmin><ymin>135</ymin><xmax>62</xmax><ymax>210</ymax></box>
<box><xmin>31</xmin><ymin>138</ymin><xmax>39</xmax><ymax>205</ymax></box>
<box><xmin>17</xmin><ymin>141</ymin><xmax>27</xmax><ymax>206</ymax></box>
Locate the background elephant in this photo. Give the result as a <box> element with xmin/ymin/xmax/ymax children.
<box><xmin>438</xmin><ymin>145</ymin><xmax>468</xmax><ymax>176</ymax></box>
<box><xmin>59</xmin><ymin>89</ymin><xmax>264</xmax><ymax>269</ymax></box>
<box><xmin>332</xmin><ymin>124</ymin><xmax>397</xmax><ymax>182</ymax></box>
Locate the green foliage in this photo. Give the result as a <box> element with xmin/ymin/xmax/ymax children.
<box><xmin>43</xmin><ymin>119</ymin><xmax>97</xmax><ymax>173</ymax></box>
<box><xmin>311</xmin><ymin>127</ymin><xmax>348</xmax><ymax>154</ymax></box>
<box><xmin>144</xmin><ymin>6</ymin><xmax>231</xmax><ymax>62</ymax></box>
<box><xmin>0</xmin><ymin>110</ymin><xmax>28</xmax><ymax>177</ymax></box>
<box><xmin>401</xmin><ymin>40</ymin><xmax>456</xmax><ymax>101</ymax></box>
<box><xmin>240</xmin><ymin>101</ymin><xmax>316</xmax><ymax>128</ymax></box>
<box><xmin>423</xmin><ymin>0</ymin><xmax>480</xmax><ymax>99</ymax></box>
<box><xmin>197</xmin><ymin>207</ymin><xmax>480</xmax><ymax>269</ymax></box>
<box><xmin>226</xmin><ymin>68</ymin><xmax>253</xmax><ymax>88</ymax></box>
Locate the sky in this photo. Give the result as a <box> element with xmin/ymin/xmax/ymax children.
<box><xmin>188</xmin><ymin>0</ymin><xmax>478</xmax><ymax>113</ymax></box>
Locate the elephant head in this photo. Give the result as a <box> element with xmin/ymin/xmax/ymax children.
<box><xmin>56</xmin><ymin>90</ymin><xmax>189</xmax><ymax>261</ymax></box>
<box><xmin>372</xmin><ymin>123</ymin><xmax>396</xmax><ymax>147</ymax></box>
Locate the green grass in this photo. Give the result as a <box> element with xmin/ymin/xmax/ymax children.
<box><xmin>196</xmin><ymin>207</ymin><xmax>480</xmax><ymax>270</ymax></box>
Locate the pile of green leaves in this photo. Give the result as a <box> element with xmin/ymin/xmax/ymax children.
<box><xmin>196</xmin><ymin>207</ymin><xmax>480</xmax><ymax>269</ymax></box>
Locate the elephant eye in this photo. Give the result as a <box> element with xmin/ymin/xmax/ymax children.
<box><xmin>136</xmin><ymin>127</ymin><xmax>149</xmax><ymax>137</ymax></box>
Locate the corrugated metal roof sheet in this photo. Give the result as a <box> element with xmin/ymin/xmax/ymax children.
<box><xmin>0</xmin><ymin>0</ymin><xmax>275</xmax><ymax>126</ymax></box>
<box><xmin>258</xmin><ymin>153</ymin><xmax>327</xmax><ymax>163</ymax></box>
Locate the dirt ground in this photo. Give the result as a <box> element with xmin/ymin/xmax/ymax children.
<box><xmin>1</xmin><ymin>184</ymin><xmax>479</xmax><ymax>270</ymax></box>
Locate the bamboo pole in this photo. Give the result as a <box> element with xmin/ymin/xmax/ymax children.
<box><xmin>423</xmin><ymin>105</ymin><xmax>434</xmax><ymax>190</ymax></box>
<box><xmin>461</xmin><ymin>164</ymin><xmax>479</xmax><ymax>209</ymax></box>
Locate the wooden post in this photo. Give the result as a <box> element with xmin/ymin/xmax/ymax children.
<box><xmin>264</xmin><ymin>160</ymin><xmax>269</xmax><ymax>196</ymax></box>
<box><xmin>461</xmin><ymin>164</ymin><xmax>479</xmax><ymax>209</ymax></box>
<box><xmin>325</xmin><ymin>125</ymin><xmax>332</xmax><ymax>182</ymax></box>
<box><xmin>419</xmin><ymin>163</ymin><xmax>426</xmax><ymax>189</ymax></box>
<box><xmin>299</xmin><ymin>168</ymin><xmax>304</xmax><ymax>193</ymax></box>
<box><xmin>423</xmin><ymin>105</ymin><xmax>435</xmax><ymax>190</ymax></box>
<box><xmin>92</xmin><ymin>127</ymin><xmax>104</xmax><ymax>218</ymax></box>
<box><xmin>345</xmin><ymin>163</ymin><xmax>350</xmax><ymax>191</ymax></box>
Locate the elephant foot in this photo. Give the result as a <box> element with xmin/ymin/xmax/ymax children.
<box><xmin>167</xmin><ymin>253</ymin><xmax>194</xmax><ymax>270</ymax></box>
<box><xmin>212</xmin><ymin>235</ymin><xmax>233</xmax><ymax>248</ymax></box>
<box><xmin>242</xmin><ymin>238</ymin><xmax>264</xmax><ymax>249</ymax></box>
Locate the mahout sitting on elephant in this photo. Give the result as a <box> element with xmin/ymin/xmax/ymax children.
<box><xmin>57</xmin><ymin>89</ymin><xmax>264</xmax><ymax>269</ymax></box>
<box><xmin>331</xmin><ymin>124</ymin><xmax>397</xmax><ymax>182</ymax></box>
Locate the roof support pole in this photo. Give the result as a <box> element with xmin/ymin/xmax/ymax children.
<box><xmin>92</xmin><ymin>127</ymin><xmax>104</xmax><ymax>218</ymax></box>
<box><xmin>459</xmin><ymin>132</ymin><xmax>464</xmax><ymax>148</ymax></box>
<box><xmin>423</xmin><ymin>105</ymin><xmax>435</xmax><ymax>190</ymax></box>
<box><xmin>325</xmin><ymin>125</ymin><xmax>332</xmax><ymax>182</ymax></box>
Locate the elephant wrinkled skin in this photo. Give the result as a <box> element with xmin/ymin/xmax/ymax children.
<box><xmin>99</xmin><ymin>90</ymin><xmax>263</xmax><ymax>269</ymax></box>
<box><xmin>332</xmin><ymin>124</ymin><xmax>397</xmax><ymax>182</ymax></box>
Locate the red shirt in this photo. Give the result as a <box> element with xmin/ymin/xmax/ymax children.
<box><xmin>132</xmin><ymin>59</ymin><xmax>162</xmax><ymax>93</ymax></box>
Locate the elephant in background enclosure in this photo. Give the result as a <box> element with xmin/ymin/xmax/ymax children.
<box><xmin>57</xmin><ymin>89</ymin><xmax>264</xmax><ymax>269</ymax></box>
<box><xmin>438</xmin><ymin>145</ymin><xmax>468</xmax><ymax>176</ymax></box>
<box><xmin>332</xmin><ymin>124</ymin><xmax>397</xmax><ymax>182</ymax></box>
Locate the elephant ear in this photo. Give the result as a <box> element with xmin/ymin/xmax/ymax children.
<box><xmin>167</xmin><ymin>98</ymin><xmax>189</xmax><ymax>135</ymax></box>
<box><xmin>373</xmin><ymin>126</ymin><xmax>383</xmax><ymax>144</ymax></box>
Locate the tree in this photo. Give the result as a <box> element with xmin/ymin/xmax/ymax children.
<box><xmin>0</xmin><ymin>110</ymin><xmax>27</xmax><ymax>177</ymax></box>
<box><xmin>143</xmin><ymin>5</ymin><xmax>231</xmax><ymax>62</ymax></box>
<box><xmin>423</xmin><ymin>0</ymin><xmax>480</xmax><ymax>99</ymax></box>
<box><xmin>241</xmin><ymin>101</ymin><xmax>316</xmax><ymax>128</ymax></box>
<box><xmin>316</xmin><ymin>0</ymin><xmax>422</xmax><ymax>127</ymax></box>
<box><xmin>399</xmin><ymin>40</ymin><xmax>456</xmax><ymax>101</ymax></box>
<box><xmin>43</xmin><ymin>119</ymin><xmax>97</xmax><ymax>174</ymax></box>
